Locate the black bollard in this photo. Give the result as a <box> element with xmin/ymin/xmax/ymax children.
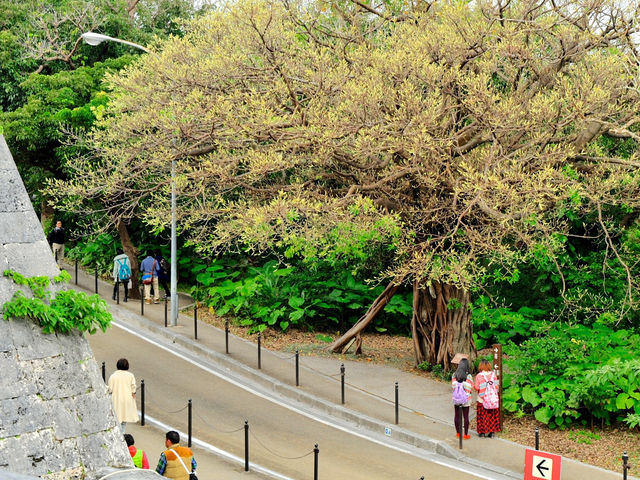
<box><xmin>95</xmin><ymin>266</ymin><xmax>98</xmax><ymax>294</ymax></box>
<box><xmin>623</xmin><ymin>452</ymin><xmax>630</xmax><ymax>480</ymax></box>
<box><xmin>101</xmin><ymin>361</ymin><xmax>105</xmax><ymax>382</ymax></box>
<box><xmin>341</xmin><ymin>363</ymin><xmax>345</xmax><ymax>404</ymax></box>
<box><xmin>458</xmin><ymin>406</ymin><xmax>463</xmax><ymax>450</ymax></box>
<box><xmin>535</xmin><ymin>427</ymin><xmax>539</xmax><ymax>450</ymax></box>
<box><xmin>395</xmin><ymin>382</ymin><xmax>399</xmax><ymax>425</ymax></box>
<box><xmin>194</xmin><ymin>303</ymin><xmax>198</xmax><ymax>340</ymax></box>
<box><xmin>244</xmin><ymin>421</ymin><xmax>249</xmax><ymax>472</ymax></box>
<box><xmin>295</xmin><ymin>350</ymin><xmax>299</xmax><ymax>387</ymax></box>
<box><xmin>140</xmin><ymin>379</ymin><xmax>145</xmax><ymax>426</ymax></box>
<box><xmin>314</xmin><ymin>444</ymin><xmax>319</xmax><ymax>480</ymax></box>
<box><xmin>257</xmin><ymin>332</ymin><xmax>261</xmax><ymax>369</ymax></box>
<box><xmin>225</xmin><ymin>320</ymin><xmax>229</xmax><ymax>354</ymax></box>
<box><xmin>164</xmin><ymin>296</ymin><xmax>168</xmax><ymax>327</ymax></box>
<box><xmin>75</xmin><ymin>258</ymin><xmax>78</xmax><ymax>285</ymax></box>
<box><xmin>140</xmin><ymin>286</ymin><xmax>144</xmax><ymax>316</ymax></box>
<box><xmin>188</xmin><ymin>399</ymin><xmax>192</xmax><ymax>448</ymax></box>
<box><xmin>116</xmin><ymin>280</ymin><xmax>120</xmax><ymax>305</ymax></box>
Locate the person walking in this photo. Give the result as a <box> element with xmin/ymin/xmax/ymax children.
<box><xmin>47</xmin><ymin>220</ymin><xmax>65</xmax><ymax>264</ymax></box>
<box><xmin>156</xmin><ymin>430</ymin><xmax>197</xmax><ymax>479</ymax></box>
<box><xmin>112</xmin><ymin>251</ymin><xmax>132</xmax><ymax>302</ymax></box>
<box><xmin>474</xmin><ymin>359</ymin><xmax>501</xmax><ymax>437</ymax></box>
<box><xmin>107</xmin><ymin>358</ymin><xmax>139</xmax><ymax>432</ymax></box>
<box><xmin>154</xmin><ymin>249</ymin><xmax>171</xmax><ymax>299</ymax></box>
<box><xmin>140</xmin><ymin>252</ymin><xmax>160</xmax><ymax>304</ymax></box>
<box><xmin>124</xmin><ymin>433</ymin><xmax>149</xmax><ymax>469</ymax></box>
<box><xmin>451</xmin><ymin>357</ymin><xmax>473</xmax><ymax>440</ymax></box>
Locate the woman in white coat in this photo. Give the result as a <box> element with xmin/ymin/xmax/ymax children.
<box><xmin>108</xmin><ymin>358</ymin><xmax>139</xmax><ymax>432</ymax></box>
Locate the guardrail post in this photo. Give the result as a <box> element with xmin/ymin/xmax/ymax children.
<box><xmin>295</xmin><ymin>350</ymin><xmax>299</xmax><ymax>387</ymax></box>
<box><xmin>225</xmin><ymin>320</ymin><xmax>229</xmax><ymax>354</ymax></box>
<box><xmin>535</xmin><ymin>427</ymin><xmax>539</xmax><ymax>450</ymax></box>
<box><xmin>188</xmin><ymin>399</ymin><xmax>192</xmax><ymax>448</ymax></box>
<box><xmin>314</xmin><ymin>444</ymin><xmax>319</xmax><ymax>480</ymax></box>
<box><xmin>257</xmin><ymin>332</ymin><xmax>261</xmax><ymax>369</ymax></box>
<box><xmin>101</xmin><ymin>361</ymin><xmax>105</xmax><ymax>382</ymax></box>
<box><xmin>395</xmin><ymin>382</ymin><xmax>399</xmax><ymax>425</ymax></box>
<box><xmin>341</xmin><ymin>363</ymin><xmax>345</xmax><ymax>404</ymax></box>
<box><xmin>140</xmin><ymin>379</ymin><xmax>145</xmax><ymax>426</ymax></box>
<box><xmin>244</xmin><ymin>421</ymin><xmax>249</xmax><ymax>472</ymax></box>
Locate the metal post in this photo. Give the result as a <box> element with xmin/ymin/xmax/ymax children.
<box><xmin>535</xmin><ymin>427</ymin><xmax>539</xmax><ymax>450</ymax></box>
<box><xmin>295</xmin><ymin>350</ymin><xmax>299</xmax><ymax>387</ymax></box>
<box><xmin>170</xmin><ymin>157</ymin><xmax>178</xmax><ymax>327</ymax></box>
<box><xmin>314</xmin><ymin>444</ymin><xmax>319</xmax><ymax>480</ymax></box>
<box><xmin>116</xmin><ymin>280</ymin><xmax>120</xmax><ymax>305</ymax></box>
<box><xmin>164</xmin><ymin>296</ymin><xmax>168</xmax><ymax>327</ymax></box>
<box><xmin>188</xmin><ymin>399</ymin><xmax>192</xmax><ymax>448</ymax></box>
<box><xmin>395</xmin><ymin>382</ymin><xmax>399</xmax><ymax>425</ymax></box>
<box><xmin>140</xmin><ymin>286</ymin><xmax>144</xmax><ymax>316</ymax></box>
<box><xmin>244</xmin><ymin>421</ymin><xmax>249</xmax><ymax>472</ymax></box>
<box><xmin>140</xmin><ymin>379</ymin><xmax>145</xmax><ymax>426</ymax></box>
<box><xmin>95</xmin><ymin>265</ymin><xmax>98</xmax><ymax>294</ymax></box>
<box><xmin>623</xmin><ymin>452</ymin><xmax>629</xmax><ymax>480</ymax></box>
<box><xmin>225</xmin><ymin>320</ymin><xmax>229</xmax><ymax>354</ymax></box>
<box><xmin>458</xmin><ymin>406</ymin><xmax>463</xmax><ymax>450</ymax></box>
<box><xmin>492</xmin><ymin>343</ymin><xmax>503</xmax><ymax>429</ymax></box>
<box><xmin>194</xmin><ymin>303</ymin><xmax>197</xmax><ymax>340</ymax></box>
<box><xmin>257</xmin><ymin>332</ymin><xmax>261</xmax><ymax>369</ymax></box>
<box><xmin>75</xmin><ymin>258</ymin><xmax>78</xmax><ymax>285</ymax></box>
<box><xmin>341</xmin><ymin>363</ymin><xmax>345</xmax><ymax>404</ymax></box>
<box><xmin>101</xmin><ymin>361</ymin><xmax>105</xmax><ymax>382</ymax></box>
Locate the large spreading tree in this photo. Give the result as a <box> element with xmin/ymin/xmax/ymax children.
<box><xmin>51</xmin><ymin>0</ymin><xmax>640</xmax><ymax>368</ymax></box>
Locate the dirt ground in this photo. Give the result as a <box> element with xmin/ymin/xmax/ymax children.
<box><xmin>199</xmin><ymin>310</ymin><xmax>639</xmax><ymax>474</ymax></box>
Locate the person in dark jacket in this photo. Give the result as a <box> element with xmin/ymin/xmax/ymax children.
<box><xmin>47</xmin><ymin>220</ymin><xmax>65</xmax><ymax>264</ymax></box>
<box><xmin>154</xmin><ymin>250</ymin><xmax>171</xmax><ymax>299</ymax></box>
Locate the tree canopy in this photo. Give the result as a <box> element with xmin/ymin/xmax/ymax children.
<box><xmin>50</xmin><ymin>0</ymin><xmax>640</xmax><ymax>364</ymax></box>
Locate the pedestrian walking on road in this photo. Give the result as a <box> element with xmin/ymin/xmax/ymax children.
<box><xmin>107</xmin><ymin>358</ymin><xmax>139</xmax><ymax>432</ymax></box>
<box><xmin>140</xmin><ymin>252</ymin><xmax>160</xmax><ymax>304</ymax></box>
<box><xmin>112</xmin><ymin>251</ymin><xmax>132</xmax><ymax>302</ymax></box>
<box><xmin>474</xmin><ymin>359</ymin><xmax>501</xmax><ymax>438</ymax></box>
<box><xmin>154</xmin><ymin>249</ymin><xmax>171</xmax><ymax>299</ymax></box>
<box><xmin>124</xmin><ymin>433</ymin><xmax>149</xmax><ymax>469</ymax></box>
<box><xmin>156</xmin><ymin>430</ymin><xmax>197</xmax><ymax>480</ymax></box>
<box><xmin>451</xmin><ymin>357</ymin><xmax>473</xmax><ymax>440</ymax></box>
<box><xmin>47</xmin><ymin>220</ymin><xmax>65</xmax><ymax>264</ymax></box>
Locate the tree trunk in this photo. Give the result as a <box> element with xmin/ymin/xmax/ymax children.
<box><xmin>117</xmin><ymin>219</ymin><xmax>140</xmax><ymax>299</ymax></box>
<box><xmin>412</xmin><ymin>280</ymin><xmax>476</xmax><ymax>371</ymax></box>
<box><xmin>41</xmin><ymin>198</ymin><xmax>54</xmax><ymax>229</ymax></box>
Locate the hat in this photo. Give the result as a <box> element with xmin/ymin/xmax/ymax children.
<box><xmin>451</xmin><ymin>353</ymin><xmax>469</xmax><ymax>364</ymax></box>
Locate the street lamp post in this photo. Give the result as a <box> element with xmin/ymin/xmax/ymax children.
<box><xmin>82</xmin><ymin>31</ymin><xmax>179</xmax><ymax>326</ymax></box>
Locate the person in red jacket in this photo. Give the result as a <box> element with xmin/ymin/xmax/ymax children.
<box><xmin>124</xmin><ymin>434</ymin><xmax>149</xmax><ymax>469</ymax></box>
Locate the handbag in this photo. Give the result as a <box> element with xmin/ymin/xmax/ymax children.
<box><xmin>141</xmin><ymin>260</ymin><xmax>157</xmax><ymax>285</ymax></box>
<box><xmin>169</xmin><ymin>448</ymin><xmax>197</xmax><ymax>480</ymax></box>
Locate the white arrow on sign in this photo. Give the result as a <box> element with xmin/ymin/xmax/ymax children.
<box><xmin>532</xmin><ymin>455</ymin><xmax>553</xmax><ymax>479</ymax></box>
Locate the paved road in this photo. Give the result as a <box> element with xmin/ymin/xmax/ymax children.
<box><xmin>89</xmin><ymin>324</ymin><xmax>488</xmax><ymax>480</ymax></box>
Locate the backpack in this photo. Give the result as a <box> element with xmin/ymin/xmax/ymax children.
<box><xmin>160</xmin><ymin>258</ymin><xmax>170</xmax><ymax>274</ymax></box>
<box><xmin>452</xmin><ymin>380</ymin><xmax>468</xmax><ymax>406</ymax></box>
<box><xmin>482</xmin><ymin>374</ymin><xmax>500</xmax><ymax>409</ymax></box>
<box><xmin>117</xmin><ymin>259</ymin><xmax>131</xmax><ymax>281</ymax></box>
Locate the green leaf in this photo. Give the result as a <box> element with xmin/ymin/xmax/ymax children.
<box><xmin>534</xmin><ymin>407</ymin><xmax>553</xmax><ymax>424</ymax></box>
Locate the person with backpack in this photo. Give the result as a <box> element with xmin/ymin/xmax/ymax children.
<box><xmin>451</xmin><ymin>357</ymin><xmax>473</xmax><ymax>440</ymax></box>
<box><xmin>112</xmin><ymin>251</ymin><xmax>132</xmax><ymax>302</ymax></box>
<box><xmin>474</xmin><ymin>359</ymin><xmax>501</xmax><ymax>437</ymax></box>
<box><xmin>154</xmin><ymin>249</ymin><xmax>171</xmax><ymax>299</ymax></box>
<box><xmin>140</xmin><ymin>252</ymin><xmax>161</xmax><ymax>304</ymax></box>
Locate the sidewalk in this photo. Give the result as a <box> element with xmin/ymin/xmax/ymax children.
<box><xmin>65</xmin><ymin>261</ymin><xmax>635</xmax><ymax>480</ymax></box>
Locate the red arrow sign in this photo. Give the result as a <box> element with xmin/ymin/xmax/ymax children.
<box><xmin>525</xmin><ymin>449</ymin><xmax>562</xmax><ymax>480</ymax></box>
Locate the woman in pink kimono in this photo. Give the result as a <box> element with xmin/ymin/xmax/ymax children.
<box><xmin>108</xmin><ymin>358</ymin><xmax>139</xmax><ymax>432</ymax></box>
